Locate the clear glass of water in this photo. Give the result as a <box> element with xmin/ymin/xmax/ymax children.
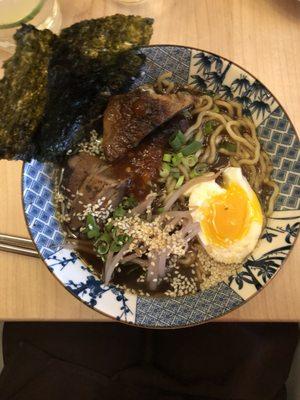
<box><xmin>0</xmin><ymin>0</ymin><xmax>62</xmax><ymax>53</ymax></box>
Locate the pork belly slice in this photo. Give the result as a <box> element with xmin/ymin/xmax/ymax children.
<box><xmin>103</xmin><ymin>88</ymin><xmax>193</xmax><ymax>161</ymax></box>
<box><xmin>61</xmin><ymin>126</ymin><xmax>169</xmax><ymax>232</ymax></box>
<box><xmin>61</xmin><ymin>153</ymin><xmax>126</xmax><ymax>231</ymax></box>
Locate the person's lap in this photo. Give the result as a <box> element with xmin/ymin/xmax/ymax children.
<box><xmin>0</xmin><ymin>322</ymin><xmax>298</xmax><ymax>400</ymax></box>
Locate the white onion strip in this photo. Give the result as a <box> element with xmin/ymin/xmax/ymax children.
<box><xmin>146</xmin><ymin>252</ymin><xmax>159</xmax><ymax>291</ymax></box>
<box><xmin>164</xmin><ymin>172</ymin><xmax>220</xmax><ymax>211</ymax></box>
<box><xmin>146</xmin><ymin>251</ymin><xmax>167</xmax><ymax>291</ymax></box>
<box><xmin>131</xmin><ymin>193</ymin><xmax>157</xmax><ymax>216</ymax></box>
<box><xmin>104</xmin><ymin>242</ymin><xmax>131</xmax><ymax>284</ymax></box>
<box><xmin>157</xmin><ymin>251</ymin><xmax>167</xmax><ymax>279</ymax></box>
<box><xmin>181</xmin><ymin>222</ymin><xmax>200</xmax><ymax>242</ymax></box>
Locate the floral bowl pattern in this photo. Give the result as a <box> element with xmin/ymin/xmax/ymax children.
<box><xmin>22</xmin><ymin>45</ymin><xmax>300</xmax><ymax>328</ymax></box>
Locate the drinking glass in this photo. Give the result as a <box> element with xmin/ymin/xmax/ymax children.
<box><xmin>0</xmin><ymin>0</ymin><xmax>62</xmax><ymax>53</ymax></box>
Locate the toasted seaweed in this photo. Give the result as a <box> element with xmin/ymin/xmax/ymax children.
<box><xmin>0</xmin><ymin>15</ymin><xmax>153</xmax><ymax>161</ymax></box>
<box><xmin>35</xmin><ymin>15</ymin><xmax>153</xmax><ymax>161</ymax></box>
<box><xmin>0</xmin><ymin>25</ymin><xmax>55</xmax><ymax>159</ymax></box>
<box><xmin>54</xmin><ymin>14</ymin><xmax>153</xmax><ymax>78</ymax></box>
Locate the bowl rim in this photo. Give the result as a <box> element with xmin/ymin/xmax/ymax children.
<box><xmin>21</xmin><ymin>43</ymin><xmax>300</xmax><ymax>328</ymax></box>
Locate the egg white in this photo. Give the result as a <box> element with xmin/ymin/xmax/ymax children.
<box><xmin>188</xmin><ymin>167</ymin><xmax>263</xmax><ymax>264</ymax></box>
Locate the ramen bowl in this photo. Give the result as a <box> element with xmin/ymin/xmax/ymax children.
<box><xmin>22</xmin><ymin>45</ymin><xmax>300</xmax><ymax>328</ymax></box>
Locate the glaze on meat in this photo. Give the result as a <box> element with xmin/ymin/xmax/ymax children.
<box><xmin>102</xmin><ymin>88</ymin><xmax>193</xmax><ymax>161</ymax></box>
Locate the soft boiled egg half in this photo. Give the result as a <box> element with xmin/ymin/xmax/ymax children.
<box><xmin>188</xmin><ymin>167</ymin><xmax>263</xmax><ymax>264</ymax></box>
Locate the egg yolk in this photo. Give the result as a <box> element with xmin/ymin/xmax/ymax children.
<box><xmin>200</xmin><ymin>182</ymin><xmax>263</xmax><ymax>247</ymax></box>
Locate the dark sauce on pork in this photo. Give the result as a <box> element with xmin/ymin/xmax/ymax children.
<box><xmin>111</xmin><ymin>132</ymin><xmax>168</xmax><ymax>200</ymax></box>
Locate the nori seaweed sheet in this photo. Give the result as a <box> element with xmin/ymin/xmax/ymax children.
<box><xmin>0</xmin><ymin>15</ymin><xmax>153</xmax><ymax>161</ymax></box>
<box><xmin>0</xmin><ymin>25</ymin><xmax>55</xmax><ymax>159</ymax></box>
<box><xmin>36</xmin><ymin>14</ymin><xmax>153</xmax><ymax>161</ymax></box>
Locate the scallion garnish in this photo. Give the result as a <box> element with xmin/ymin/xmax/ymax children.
<box><xmin>84</xmin><ymin>214</ymin><xmax>100</xmax><ymax>239</ymax></box>
<box><xmin>105</xmin><ymin>222</ymin><xmax>113</xmax><ymax>232</ymax></box>
<box><xmin>163</xmin><ymin>153</ymin><xmax>172</xmax><ymax>162</ymax></box>
<box><xmin>203</xmin><ymin>120</ymin><xmax>216</xmax><ymax>135</ymax></box>
<box><xmin>97</xmin><ymin>242</ymin><xmax>110</xmax><ymax>255</ymax></box>
<box><xmin>84</xmin><ymin>213</ymin><xmax>132</xmax><ymax>263</ymax></box>
<box><xmin>219</xmin><ymin>141</ymin><xmax>237</xmax><ymax>152</ymax></box>
<box><xmin>172</xmin><ymin>152</ymin><xmax>183</xmax><ymax>166</ymax></box>
<box><xmin>116</xmin><ymin>234</ymin><xmax>128</xmax><ymax>243</ymax></box>
<box><xmin>170</xmin><ymin>166</ymin><xmax>180</xmax><ymax>179</ymax></box>
<box><xmin>190</xmin><ymin>163</ymin><xmax>208</xmax><ymax>178</ymax></box>
<box><xmin>181</xmin><ymin>141</ymin><xmax>202</xmax><ymax>156</ymax></box>
<box><xmin>175</xmin><ymin>175</ymin><xmax>185</xmax><ymax>189</ymax></box>
<box><xmin>111</xmin><ymin>227</ymin><xmax>118</xmax><ymax>240</ymax></box>
<box><xmin>113</xmin><ymin>205</ymin><xmax>126</xmax><ymax>218</ymax></box>
<box><xmin>169</xmin><ymin>130</ymin><xmax>185</xmax><ymax>151</ymax></box>
<box><xmin>110</xmin><ymin>241</ymin><xmax>122</xmax><ymax>253</ymax></box>
<box><xmin>182</xmin><ymin>154</ymin><xmax>197</xmax><ymax>167</ymax></box>
<box><xmin>98</xmin><ymin>231</ymin><xmax>112</xmax><ymax>244</ymax></box>
<box><xmin>160</xmin><ymin>162</ymin><xmax>171</xmax><ymax>178</ymax></box>
<box><xmin>110</xmin><ymin>233</ymin><xmax>130</xmax><ymax>253</ymax></box>
<box><xmin>87</xmin><ymin>230</ymin><xmax>98</xmax><ymax>239</ymax></box>
<box><xmin>122</xmin><ymin>196</ymin><xmax>137</xmax><ymax>210</ymax></box>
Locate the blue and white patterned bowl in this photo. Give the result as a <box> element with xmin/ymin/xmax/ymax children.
<box><xmin>22</xmin><ymin>45</ymin><xmax>300</xmax><ymax>328</ymax></box>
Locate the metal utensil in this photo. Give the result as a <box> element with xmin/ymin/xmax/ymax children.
<box><xmin>0</xmin><ymin>233</ymin><xmax>39</xmax><ymax>258</ymax></box>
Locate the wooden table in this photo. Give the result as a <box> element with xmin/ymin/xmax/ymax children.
<box><xmin>0</xmin><ymin>0</ymin><xmax>299</xmax><ymax>322</ymax></box>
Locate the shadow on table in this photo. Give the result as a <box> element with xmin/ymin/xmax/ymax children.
<box><xmin>0</xmin><ymin>322</ymin><xmax>298</xmax><ymax>400</ymax></box>
<box><xmin>267</xmin><ymin>0</ymin><xmax>300</xmax><ymax>21</ymax></box>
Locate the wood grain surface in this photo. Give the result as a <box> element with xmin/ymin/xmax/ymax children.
<box><xmin>0</xmin><ymin>0</ymin><xmax>299</xmax><ymax>321</ymax></box>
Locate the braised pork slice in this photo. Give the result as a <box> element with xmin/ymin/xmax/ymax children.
<box><xmin>61</xmin><ymin>129</ymin><xmax>168</xmax><ymax>232</ymax></box>
<box><xmin>62</xmin><ymin>152</ymin><xmax>101</xmax><ymax>195</ymax></box>
<box><xmin>103</xmin><ymin>89</ymin><xmax>193</xmax><ymax>161</ymax></box>
<box><xmin>111</xmin><ymin>131</ymin><xmax>168</xmax><ymax>200</ymax></box>
<box><xmin>62</xmin><ymin>153</ymin><xmax>126</xmax><ymax>231</ymax></box>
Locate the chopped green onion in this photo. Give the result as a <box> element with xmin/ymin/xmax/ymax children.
<box><xmin>157</xmin><ymin>207</ymin><xmax>165</xmax><ymax>214</ymax></box>
<box><xmin>190</xmin><ymin>163</ymin><xmax>207</xmax><ymax>178</ymax></box>
<box><xmin>169</xmin><ymin>130</ymin><xmax>185</xmax><ymax>151</ymax></box>
<box><xmin>111</xmin><ymin>227</ymin><xmax>118</xmax><ymax>240</ymax></box>
<box><xmin>105</xmin><ymin>222</ymin><xmax>113</xmax><ymax>232</ymax></box>
<box><xmin>219</xmin><ymin>141</ymin><xmax>237</xmax><ymax>152</ymax></box>
<box><xmin>87</xmin><ymin>230</ymin><xmax>99</xmax><ymax>239</ymax></box>
<box><xmin>86</xmin><ymin>214</ymin><xmax>98</xmax><ymax>230</ymax></box>
<box><xmin>110</xmin><ymin>241</ymin><xmax>122</xmax><ymax>253</ymax></box>
<box><xmin>170</xmin><ymin>166</ymin><xmax>180</xmax><ymax>179</ymax></box>
<box><xmin>85</xmin><ymin>214</ymin><xmax>100</xmax><ymax>239</ymax></box>
<box><xmin>122</xmin><ymin>196</ymin><xmax>137</xmax><ymax>210</ymax></box>
<box><xmin>212</xmin><ymin>105</ymin><xmax>220</xmax><ymax>113</ymax></box>
<box><xmin>172</xmin><ymin>152</ymin><xmax>183</xmax><ymax>166</ymax></box>
<box><xmin>97</xmin><ymin>242</ymin><xmax>110</xmax><ymax>255</ymax></box>
<box><xmin>172</xmin><ymin>170</ymin><xmax>180</xmax><ymax>179</ymax></box>
<box><xmin>171</xmin><ymin>166</ymin><xmax>179</xmax><ymax>173</ymax></box>
<box><xmin>182</xmin><ymin>154</ymin><xmax>198</xmax><ymax>167</ymax></box>
<box><xmin>99</xmin><ymin>232</ymin><xmax>112</xmax><ymax>244</ymax></box>
<box><xmin>175</xmin><ymin>175</ymin><xmax>185</xmax><ymax>189</ymax></box>
<box><xmin>203</xmin><ymin>120</ymin><xmax>216</xmax><ymax>135</ymax></box>
<box><xmin>116</xmin><ymin>234</ymin><xmax>129</xmax><ymax>244</ymax></box>
<box><xmin>160</xmin><ymin>162</ymin><xmax>171</xmax><ymax>178</ymax></box>
<box><xmin>181</xmin><ymin>141</ymin><xmax>202</xmax><ymax>156</ymax></box>
<box><xmin>113</xmin><ymin>206</ymin><xmax>126</xmax><ymax>218</ymax></box>
<box><xmin>189</xmin><ymin>170</ymin><xmax>197</xmax><ymax>179</ymax></box>
<box><xmin>163</xmin><ymin>153</ymin><xmax>172</xmax><ymax>162</ymax></box>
